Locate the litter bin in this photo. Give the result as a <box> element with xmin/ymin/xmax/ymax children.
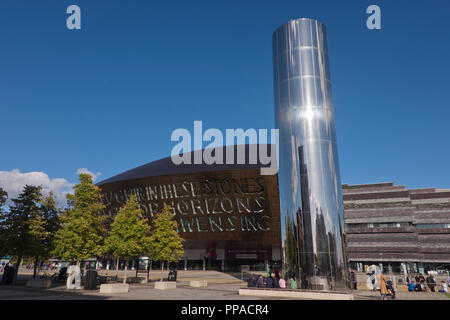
<box><xmin>168</xmin><ymin>270</ymin><xmax>177</xmax><ymax>281</ymax></box>
<box><xmin>1</xmin><ymin>266</ymin><xmax>15</xmax><ymax>285</ymax></box>
<box><xmin>84</xmin><ymin>270</ymin><xmax>98</xmax><ymax>290</ymax></box>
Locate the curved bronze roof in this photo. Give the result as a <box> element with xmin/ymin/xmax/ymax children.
<box><xmin>97</xmin><ymin>144</ymin><xmax>275</xmax><ymax>185</ymax></box>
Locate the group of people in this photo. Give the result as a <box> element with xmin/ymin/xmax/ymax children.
<box><xmin>406</xmin><ymin>274</ymin><xmax>449</xmax><ymax>293</ymax></box>
<box><xmin>247</xmin><ymin>266</ymin><xmax>299</xmax><ymax>290</ymax></box>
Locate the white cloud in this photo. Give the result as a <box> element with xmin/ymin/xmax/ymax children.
<box><xmin>0</xmin><ymin>168</ymin><xmax>103</xmax><ymax>207</ymax></box>
<box><xmin>76</xmin><ymin>168</ymin><xmax>101</xmax><ymax>182</ymax></box>
<box><xmin>0</xmin><ymin>169</ymin><xmax>74</xmax><ymax>206</ymax></box>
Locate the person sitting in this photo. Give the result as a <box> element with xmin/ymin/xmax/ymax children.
<box><xmin>406</xmin><ymin>274</ymin><xmax>412</xmax><ymax>285</ymax></box>
<box><xmin>289</xmin><ymin>277</ymin><xmax>298</xmax><ymax>289</ymax></box>
<box><xmin>439</xmin><ymin>281</ymin><xmax>448</xmax><ymax>293</ymax></box>
<box><xmin>274</xmin><ymin>267</ymin><xmax>280</xmax><ymax>278</ymax></box>
<box><xmin>415</xmin><ymin>274</ymin><xmax>420</xmax><ymax>283</ymax></box>
<box><xmin>408</xmin><ymin>281</ymin><xmax>416</xmax><ymax>292</ymax></box>
<box><xmin>419</xmin><ymin>274</ymin><xmax>426</xmax><ymax>292</ymax></box>
<box><xmin>273</xmin><ymin>276</ymin><xmax>280</xmax><ymax>288</ymax></box>
<box><xmin>247</xmin><ymin>276</ymin><xmax>256</xmax><ymax>288</ymax></box>
<box><xmin>256</xmin><ymin>275</ymin><xmax>263</xmax><ymax>288</ymax></box>
<box><xmin>415</xmin><ymin>276</ymin><xmax>422</xmax><ymax>292</ymax></box>
<box><xmin>265</xmin><ymin>276</ymin><xmax>273</xmax><ymax>288</ymax></box>
<box><xmin>279</xmin><ymin>277</ymin><xmax>286</xmax><ymax>288</ymax></box>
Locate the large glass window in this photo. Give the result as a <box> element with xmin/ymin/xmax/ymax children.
<box><xmin>416</xmin><ymin>223</ymin><xmax>450</xmax><ymax>229</ymax></box>
<box><xmin>346</xmin><ymin>222</ymin><xmax>412</xmax><ymax>229</ymax></box>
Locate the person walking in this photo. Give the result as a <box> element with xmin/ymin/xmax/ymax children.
<box><xmin>379</xmin><ymin>272</ymin><xmax>389</xmax><ymax>300</ymax></box>
<box><xmin>426</xmin><ymin>274</ymin><xmax>436</xmax><ymax>292</ymax></box>
<box><xmin>430</xmin><ymin>275</ymin><xmax>436</xmax><ymax>292</ymax></box>
<box><xmin>350</xmin><ymin>270</ymin><xmax>357</xmax><ymax>290</ymax></box>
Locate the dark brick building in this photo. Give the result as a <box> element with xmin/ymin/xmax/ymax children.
<box><xmin>342</xmin><ymin>183</ymin><xmax>450</xmax><ymax>274</ymax></box>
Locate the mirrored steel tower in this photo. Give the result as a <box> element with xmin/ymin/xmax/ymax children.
<box><xmin>273</xmin><ymin>18</ymin><xmax>348</xmax><ymax>291</ymax></box>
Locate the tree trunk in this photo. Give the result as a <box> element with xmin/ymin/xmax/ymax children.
<box><xmin>123</xmin><ymin>259</ymin><xmax>128</xmax><ymax>284</ymax></box>
<box><xmin>33</xmin><ymin>257</ymin><xmax>38</xmax><ymax>279</ymax></box>
<box><xmin>115</xmin><ymin>257</ymin><xmax>120</xmax><ymax>278</ymax></box>
<box><xmin>12</xmin><ymin>256</ymin><xmax>22</xmax><ymax>285</ymax></box>
<box><xmin>160</xmin><ymin>261</ymin><xmax>164</xmax><ymax>282</ymax></box>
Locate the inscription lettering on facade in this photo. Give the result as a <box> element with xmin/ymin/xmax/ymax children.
<box><xmin>101</xmin><ymin>177</ymin><xmax>273</xmax><ymax>234</ymax></box>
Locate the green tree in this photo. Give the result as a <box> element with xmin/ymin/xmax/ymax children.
<box><xmin>0</xmin><ymin>187</ymin><xmax>8</xmax><ymax>258</ymax></box>
<box><xmin>148</xmin><ymin>205</ymin><xmax>185</xmax><ymax>281</ymax></box>
<box><xmin>31</xmin><ymin>193</ymin><xmax>61</xmax><ymax>278</ymax></box>
<box><xmin>104</xmin><ymin>195</ymin><xmax>151</xmax><ymax>283</ymax></box>
<box><xmin>1</xmin><ymin>185</ymin><xmax>44</xmax><ymax>284</ymax></box>
<box><xmin>52</xmin><ymin>174</ymin><xmax>106</xmax><ymax>266</ymax></box>
<box><xmin>0</xmin><ymin>187</ymin><xmax>6</xmax><ymax>207</ymax></box>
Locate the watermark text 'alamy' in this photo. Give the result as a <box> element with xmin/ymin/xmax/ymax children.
<box><xmin>170</xmin><ymin>121</ymin><xmax>279</xmax><ymax>175</ymax></box>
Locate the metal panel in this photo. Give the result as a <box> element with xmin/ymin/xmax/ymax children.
<box><xmin>273</xmin><ymin>19</ymin><xmax>348</xmax><ymax>291</ymax></box>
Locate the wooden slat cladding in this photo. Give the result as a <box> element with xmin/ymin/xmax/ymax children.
<box><xmin>342</xmin><ymin>186</ymin><xmax>406</xmax><ymax>194</ymax></box>
<box><xmin>342</xmin><ymin>183</ymin><xmax>394</xmax><ymax>189</ymax></box>
<box><xmin>343</xmin><ymin>182</ymin><xmax>450</xmax><ymax>263</ymax></box>
<box><xmin>343</xmin><ymin>191</ymin><xmax>410</xmax><ymax>201</ymax></box>
<box><xmin>411</xmin><ymin>191</ymin><xmax>450</xmax><ymax>200</ymax></box>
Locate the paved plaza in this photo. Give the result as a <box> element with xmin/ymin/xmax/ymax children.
<box><xmin>0</xmin><ymin>269</ymin><xmax>449</xmax><ymax>300</ymax></box>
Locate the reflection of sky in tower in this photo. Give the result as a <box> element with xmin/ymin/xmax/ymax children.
<box><xmin>296</xmin><ymin>105</ymin><xmax>332</xmax><ymax>121</ymax></box>
<box><xmin>298</xmin><ymin>106</ymin><xmax>320</xmax><ymax>120</ymax></box>
<box><xmin>324</xmin><ymin>209</ymin><xmax>332</xmax><ymax>228</ymax></box>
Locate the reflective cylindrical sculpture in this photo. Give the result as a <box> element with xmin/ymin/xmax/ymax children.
<box><xmin>273</xmin><ymin>19</ymin><xmax>348</xmax><ymax>291</ymax></box>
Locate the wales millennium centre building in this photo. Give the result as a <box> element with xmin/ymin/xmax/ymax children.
<box><xmin>98</xmin><ymin>19</ymin><xmax>350</xmax><ymax>291</ymax></box>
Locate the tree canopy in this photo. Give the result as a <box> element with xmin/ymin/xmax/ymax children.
<box><xmin>52</xmin><ymin>173</ymin><xmax>106</xmax><ymax>262</ymax></box>
<box><xmin>104</xmin><ymin>194</ymin><xmax>152</xmax><ymax>283</ymax></box>
<box><xmin>0</xmin><ymin>187</ymin><xmax>8</xmax><ymax>257</ymax></box>
<box><xmin>148</xmin><ymin>205</ymin><xmax>185</xmax><ymax>280</ymax></box>
<box><xmin>38</xmin><ymin>193</ymin><xmax>61</xmax><ymax>261</ymax></box>
<box><xmin>104</xmin><ymin>194</ymin><xmax>151</xmax><ymax>260</ymax></box>
<box><xmin>0</xmin><ymin>187</ymin><xmax>7</xmax><ymax>207</ymax></box>
<box><xmin>1</xmin><ymin>185</ymin><xmax>45</xmax><ymax>264</ymax></box>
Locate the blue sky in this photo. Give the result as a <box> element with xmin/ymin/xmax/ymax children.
<box><xmin>0</xmin><ymin>0</ymin><xmax>449</xmax><ymax>200</ymax></box>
